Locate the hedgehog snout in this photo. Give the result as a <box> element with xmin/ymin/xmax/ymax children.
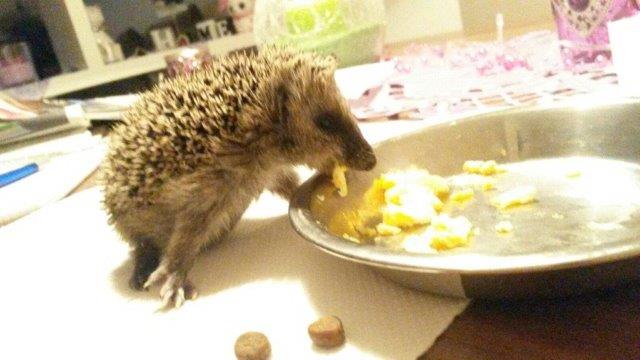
<box><xmin>341</xmin><ymin>134</ymin><xmax>376</xmax><ymax>171</ymax></box>
<box><xmin>345</xmin><ymin>144</ymin><xmax>376</xmax><ymax>171</ymax></box>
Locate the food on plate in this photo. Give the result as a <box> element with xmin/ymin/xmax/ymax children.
<box><xmin>332</xmin><ymin>163</ymin><xmax>348</xmax><ymax>197</ymax></box>
<box><xmin>325</xmin><ymin>159</ymin><xmax>541</xmax><ymax>253</ymax></box>
<box><xmin>328</xmin><ymin>210</ymin><xmax>359</xmax><ymax>237</ymax></box>
<box><xmin>481</xmin><ymin>180</ymin><xmax>496</xmax><ymax>191</ymax></box>
<box><xmin>342</xmin><ymin>233</ymin><xmax>360</xmax><ymax>243</ymax></box>
<box><xmin>328</xmin><ymin>207</ymin><xmax>379</xmax><ymax>240</ymax></box>
<box><xmin>234</xmin><ymin>332</ymin><xmax>271</xmax><ymax>360</ymax></box>
<box><xmin>308</xmin><ymin>316</ymin><xmax>346</xmax><ymax>348</ymax></box>
<box><xmin>375</xmin><ymin>222</ymin><xmax>402</xmax><ymax>236</ymax></box>
<box><xmin>463</xmin><ymin>160</ymin><xmax>506</xmax><ymax>176</ymax></box>
<box><xmin>449</xmin><ymin>174</ymin><xmax>496</xmax><ymax>192</ymax></box>
<box><xmin>450</xmin><ymin>188</ymin><xmax>474</xmax><ymax>202</ymax></box>
<box><xmin>374</xmin><ymin>169</ymin><xmax>446</xmax><ymax>228</ymax></box>
<box><xmin>363</xmin><ymin>169</ymin><xmax>473</xmax><ymax>251</ymax></box>
<box><xmin>418</xmin><ymin>214</ymin><xmax>473</xmax><ymax>251</ymax></box>
<box><xmin>491</xmin><ymin>186</ymin><xmax>537</xmax><ymax>209</ymax></box>
<box><xmin>495</xmin><ymin>220</ymin><xmax>514</xmax><ymax>233</ymax></box>
<box><xmin>402</xmin><ymin>214</ymin><xmax>474</xmax><ymax>253</ymax></box>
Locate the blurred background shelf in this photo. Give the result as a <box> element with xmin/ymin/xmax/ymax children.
<box><xmin>0</xmin><ymin>0</ymin><xmax>554</xmax><ymax>100</ymax></box>
<box><xmin>14</xmin><ymin>32</ymin><xmax>255</xmax><ymax>99</ymax></box>
<box><xmin>1</xmin><ymin>0</ymin><xmax>257</xmax><ymax>99</ymax></box>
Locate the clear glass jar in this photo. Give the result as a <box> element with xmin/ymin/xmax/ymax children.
<box><xmin>253</xmin><ymin>0</ymin><xmax>386</xmax><ymax>67</ymax></box>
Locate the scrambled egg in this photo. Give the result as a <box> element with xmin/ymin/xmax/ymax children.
<box><xmin>363</xmin><ymin>169</ymin><xmax>474</xmax><ymax>251</ymax></box>
<box><xmin>450</xmin><ymin>188</ymin><xmax>474</xmax><ymax>202</ymax></box>
<box><xmin>375</xmin><ymin>168</ymin><xmax>450</xmax><ymax>198</ymax></box>
<box><xmin>495</xmin><ymin>220</ymin><xmax>514</xmax><ymax>233</ymax></box>
<box><xmin>327</xmin><ymin>208</ymin><xmax>379</xmax><ymax>240</ymax></box>
<box><xmin>463</xmin><ymin>160</ymin><xmax>506</xmax><ymax>176</ymax></box>
<box><xmin>327</xmin><ymin>210</ymin><xmax>361</xmax><ymax>239</ymax></box>
<box><xmin>491</xmin><ymin>186</ymin><xmax>537</xmax><ymax>210</ymax></box>
<box><xmin>374</xmin><ymin>169</ymin><xmax>446</xmax><ymax>227</ymax></box>
<box><xmin>375</xmin><ymin>223</ymin><xmax>402</xmax><ymax>236</ymax></box>
<box><xmin>481</xmin><ymin>181</ymin><xmax>496</xmax><ymax>191</ymax></box>
<box><xmin>449</xmin><ymin>174</ymin><xmax>496</xmax><ymax>192</ymax></box>
<box><xmin>332</xmin><ymin>164</ymin><xmax>348</xmax><ymax>197</ymax></box>
<box><xmin>326</xmin><ymin>159</ymin><xmax>536</xmax><ymax>252</ymax></box>
<box><xmin>427</xmin><ymin>215</ymin><xmax>474</xmax><ymax>251</ymax></box>
<box><xmin>403</xmin><ymin>215</ymin><xmax>474</xmax><ymax>252</ymax></box>
<box><xmin>342</xmin><ymin>233</ymin><xmax>360</xmax><ymax>243</ymax></box>
<box><xmin>402</xmin><ymin>233</ymin><xmax>433</xmax><ymax>253</ymax></box>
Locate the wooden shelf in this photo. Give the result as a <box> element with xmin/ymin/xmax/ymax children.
<box><xmin>2</xmin><ymin>0</ymin><xmax>474</xmax><ymax>99</ymax></box>
<box><xmin>5</xmin><ymin>33</ymin><xmax>256</xmax><ymax>99</ymax></box>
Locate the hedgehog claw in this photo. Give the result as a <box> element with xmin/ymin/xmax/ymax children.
<box><xmin>162</xmin><ymin>285</ymin><xmax>185</xmax><ymax>309</ymax></box>
<box><xmin>143</xmin><ymin>265</ymin><xmax>166</xmax><ymax>290</ymax></box>
<box><xmin>145</xmin><ymin>264</ymin><xmax>197</xmax><ymax>309</ymax></box>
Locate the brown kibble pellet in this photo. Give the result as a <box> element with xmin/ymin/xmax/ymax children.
<box><xmin>234</xmin><ymin>332</ymin><xmax>271</xmax><ymax>360</ymax></box>
<box><xmin>308</xmin><ymin>315</ymin><xmax>346</xmax><ymax>348</ymax></box>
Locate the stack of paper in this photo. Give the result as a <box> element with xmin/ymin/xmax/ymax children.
<box><xmin>0</xmin><ymin>93</ymin><xmax>89</xmax><ymax>146</ymax></box>
<box><xmin>78</xmin><ymin>94</ymin><xmax>139</xmax><ymax>121</ymax></box>
<box><xmin>0</xmin><ymin>131</ymin><xmax>106</xmax><ymax>225</ymax></box>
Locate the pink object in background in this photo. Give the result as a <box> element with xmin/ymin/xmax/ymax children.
<box><xmin>164</xmin><ymin>46</ymin><xmax>213</xmax><ymax>78</ymax></box>
<box><xmin>551</xmin><ymin>0</ymin><xmax>640</xmax><ymax>69</ymax></box>
<box><xmin>0</xmin><ymin>42</ymin><xmax>38</xmax><ymax>88</ymax></box>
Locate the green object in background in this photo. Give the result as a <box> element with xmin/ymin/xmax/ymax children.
<box><xmin>285</xmin><ymin>5</ymin><xmax>315</xmax><ymax>34</ymax></box>
<box><xmin>296</xmin><ymin>22</ymin><xmax>384</xmax><ymax>68</ymax></box>
<box><xmin>0</xmin><ymin>122</ymin><xmax>17</xmax><ymax>135</ymax></box>
<box><xmin>285</xmin><ymin>0</ymin><xmax>347</xmax><ymax>36</ymax></box>
<box><xmin>0</xmin><ymin>122</ymin><xmax>15</xmax><ymax>132</ymax></box>
<box><xmin>281</xmin><ymin>0</ymin><xmax>384</xmax><ymax>68</ymax></box>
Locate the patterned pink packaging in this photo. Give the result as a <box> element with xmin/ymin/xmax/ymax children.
<box><xmin>551</xmin><ymin>0</ymin><xmax>639</xmax><ymax>68</ymax></box>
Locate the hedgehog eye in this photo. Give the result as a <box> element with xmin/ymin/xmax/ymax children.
<box><xmin>239</xmin><ymin>2</ymin><xmax>245</xmax><ymax>9</ymax></box>
<box><xmin>314</xmin><ymin>113</ymin><xmax>338</xmax><ymax>133</ymax></box>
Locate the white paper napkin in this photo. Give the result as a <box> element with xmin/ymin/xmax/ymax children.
<box><xmin>0</xmin><ymin>120</ymin><xmax>469</xmax><ymax>360</ymax></box>
<box><xmin>0</xmin><ymin>186</ymin><xmax>467</xmax><ymax>360</ymax></box>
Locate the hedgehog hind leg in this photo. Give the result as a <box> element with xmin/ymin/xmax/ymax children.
<box><xmin>129</xmin><ymin>239</ymin><xmax>161</xmax><ymax>291</ymax></box>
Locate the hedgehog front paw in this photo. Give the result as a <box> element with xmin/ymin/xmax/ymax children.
<box><xmin>269</xmin><ymin>169</ymin><xmax>300</xmax><ymax>201</ymax></box>
<box><xmin>144</xmin><ymin>264</ymin><xmax>198</xmax><ymax>309</ymax></box>
<box><xmin>159</xmin><ymin>274</ymin><xmax>198</xmax><ymax>309</ymax></box>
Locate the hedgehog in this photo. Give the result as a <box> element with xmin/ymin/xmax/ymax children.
<box><xmin>100</xmin><ymin>46</ymin><xmax>377</xmax><ymax>308</ymax></box>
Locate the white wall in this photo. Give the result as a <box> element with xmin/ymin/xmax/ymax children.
<box><xmin>384</xmin><ymin>0</ymin><xmax>463</xmax><ymax>43</ymax></box>
<box><xmin>458</xmin><ymin>0</ymin><xmax>553</xmax><ymax>35</ymax></box>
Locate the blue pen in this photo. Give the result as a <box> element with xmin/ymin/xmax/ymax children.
<box><xmin>0</xmin><ymin>163</ymin><xmax>39</xmax><ymax>187</ymax></box>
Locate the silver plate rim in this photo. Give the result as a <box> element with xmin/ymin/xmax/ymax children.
<box><xmin>289</xmin><ymin>99</ymin><xmax>640</xmax><ymax>275</ymax></box>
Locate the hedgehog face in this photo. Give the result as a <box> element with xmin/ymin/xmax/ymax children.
<box><xmin>309</xmin><ymin>106</ymin><xmax>377</xmax><ymax>171</ymax></box>
<box><xmin>270</xmin><ymin>72</ymin><xmax>377</xmax><ymax>172</ymax></box>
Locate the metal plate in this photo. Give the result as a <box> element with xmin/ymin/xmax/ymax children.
<box><xmin>289</xmin><ymin>99</ymin><xmax>640</xmax><ymax>298</ymax></box>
